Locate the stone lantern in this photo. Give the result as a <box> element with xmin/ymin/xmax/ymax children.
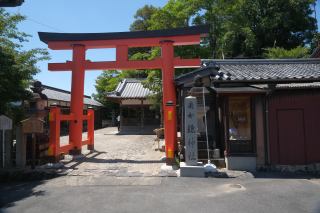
<box><xmin>111</xmin><ymin>109</ymin><xmax>116</xmax><ymax>126</ymax></box>
<box><xmin>24</xmin><ymin>81</ymin><xmax>49</xmax><ymax>120</ymax></box>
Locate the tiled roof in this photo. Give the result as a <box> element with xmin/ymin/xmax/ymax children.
<box><xmin>250</xmin><ymin>82</ymin><xmax>320</xmax><ymax>89</ymax></box>
<box><xmin>103</xmin><ymin>79</ymin><xmax>154</xmax><ymax>99</ymax></box>
<box><xmin>26</xmin><ymin>85</ymin><xmax>103</xmax><ymax>107</ymax></box>
<box><xmin>174</xmin><ymin>59</ymin><xmax>320</xmax><ymax>85</ymax></box>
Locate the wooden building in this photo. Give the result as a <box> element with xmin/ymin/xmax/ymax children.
<box><xmin>103</xmin><ymin>79</ymin><xmax>160</xmax><ymax>133</ymax></box>
<box><xmin>174</xmin><ymin>58</ymin><xmax>320</xmax><ymax>170</ymax></box>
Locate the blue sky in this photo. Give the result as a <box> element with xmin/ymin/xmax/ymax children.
<box><xmin>5</xmin><ymin>0</ymin><xmax>320</xmax><ymax>97</ymax></box>
<box><xmin>6</xmin><ymin>0</ymin><xmax>169</xmax><ymax>96</ymax></box>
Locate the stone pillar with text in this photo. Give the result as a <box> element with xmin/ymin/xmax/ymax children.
<box><xmin>180</xmin><ymin>96</ymin><xmax>205</xmax><ymax>177</ymax></box>
<box><xmin>184</xmin><ymin>96</ymin><xmax>198</xmax><ymax>166</ymax></box>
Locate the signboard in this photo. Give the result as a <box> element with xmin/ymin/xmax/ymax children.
<box><xmin>0</xmin><ymin>115</ymin><xmax>13</xmax><ymax>130</ymax></box>
<box><xmin>21</xmin><ymin>118</ymin><xmax>45</xmax><ymax>133</ymax></box>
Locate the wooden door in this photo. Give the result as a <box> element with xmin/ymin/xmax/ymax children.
<box><xmin>277</xmin><ymin>109</ymin><xmax>306</xmax><ymax>165</ymax></box>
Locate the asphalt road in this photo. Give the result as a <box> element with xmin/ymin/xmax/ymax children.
<box><xmin>1</xmin><ymin>172</ymin><xmax>320</xmax><ymax>213</ymax></box>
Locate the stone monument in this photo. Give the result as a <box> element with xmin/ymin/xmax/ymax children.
<box><xmin>180</xmin><ymin>87</ymin><xmax>205</xmax><ymax>177</ymax></box>
<box><xmin>184</xmin><ymin>96</ymin><xmax>198</xmax><ymax>166</ymax></box>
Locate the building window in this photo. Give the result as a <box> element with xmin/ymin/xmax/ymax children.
<box><xmin>228</xmin><ymin>96</ymin><xmax>253</xmax><ymax>152</ymax></box>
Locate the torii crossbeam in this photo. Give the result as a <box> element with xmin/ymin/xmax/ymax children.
<box><xmin>38</xmin><ymin>24</ymin><xmax>211</xmax><ymax>165</ymax></box>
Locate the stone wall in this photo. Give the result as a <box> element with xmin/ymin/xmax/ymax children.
<box><xmin>257</xmin><ymin>162</ymin><xmax>320</xmax><ymax>173</ymax></box>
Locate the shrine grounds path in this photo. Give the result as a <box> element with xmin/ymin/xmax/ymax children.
<box><xmin>1</xmin><ymin>172</ymin><xmax>320</xmax><ymax>213</ymax></box>
<box><xmin>58</xmin><ymin>127</ymin><xmax>171</xmax><ymax>177</ymax></box>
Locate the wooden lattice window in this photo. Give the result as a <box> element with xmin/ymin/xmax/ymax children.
<box><xmin>228</xmin><ymin>96</ymin><xmax>253</xmax><ymax>153</ymax></box>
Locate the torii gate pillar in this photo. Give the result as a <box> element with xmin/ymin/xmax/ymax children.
<box><xmin>69</xmin><ymin>44</ymin><xmax>86</xmax><ymax>155</ymax></box>
<box><xmin>161</xmin><ymin>41</ymin><xmax>177</xmax><ymax>165</ymax></box>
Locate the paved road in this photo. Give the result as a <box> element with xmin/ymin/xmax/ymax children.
<box><xmin>1</xmin><ymin>172</ymin><xmax>320</xmax><ymax>213</ymax></box>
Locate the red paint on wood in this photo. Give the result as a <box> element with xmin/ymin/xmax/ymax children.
<box><xmin>268</xmin><ymin>90</ymin><xmax>320</xmax><ymax>165</ymax></box>
<box><xmin>47</xmin><ymin>35</ymin><xmax>200</xmax><ymax>50</ymax></box>
<box><xmin>48</xmin><ymin>58</ymin><xmax>200</xmax><ymax>71</ymax></box>
<box><xmin>276</xmin><ymin>109</ymin><xmax>306</xmax><ymax>165</ymax></box>
<box><xmin>69</xmin><ymin>45</ymin><xmax>86</xmax><ymax>153</ymax></box>
<box><xmin>161</xmin><ymin>42</ymin><xmax>178</xmax><ymax>163</ymax></box>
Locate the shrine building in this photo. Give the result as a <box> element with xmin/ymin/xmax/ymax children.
<box><xmin>103</xmin><ymin>78</ymin><xmax>161</xmax><ymax>133</ymax></box>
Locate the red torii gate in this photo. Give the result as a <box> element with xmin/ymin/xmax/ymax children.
<box><xmin>38</xmin><ymin>25</ymin><xmax>211</xmax><ymax>165</ymax></box>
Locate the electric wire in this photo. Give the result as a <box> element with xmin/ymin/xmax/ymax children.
<box><xmin>4</xmin><ymin>9</ymin><xmax>66</xmax><ymax>33</ymax></box>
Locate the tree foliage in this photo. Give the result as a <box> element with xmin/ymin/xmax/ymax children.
<box><xmin>0</xmin><ymin>9</ymin><xmax>51</xmax><ymax>127</ymax></box>
<box><xmin>262</xmin><ymin>46</ymin><xmax>310</xmax><ymax>59</ymax></box>
<box><xmin>129</xmin><ymin>5</ymin><xmax>159</xmax><ymax>32</ymax></box>
<box><xmin>149</xmin><ymin>0</ymin><xmax>316</xmax><ymax>58</ymax></box>
<box><xmin>0</xmin><ymin>9</ymin><xmax>50</xmax><ymax>107</ymax></box>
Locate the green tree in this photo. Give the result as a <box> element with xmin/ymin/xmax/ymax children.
<box><xmin>140</xmin><ymin>70</ymin><xmax>163</xmax><ymax>125</ymax></box>
<box><xmin>0</xmin><ymin>9</ymin><xmax>50</xmax><ymax>126</ymax></box>
<box><xmin>129</xmin><ymin>4</ymin><xmax>159</xmax><ymax>31</ymax></box>
<box><xmin>129</xmin><ymin>5</ymin><xmax>159</xmax><ymax>58</ymax></box>
<box><xmin>221</xmin><ymin>0</ymin><xmax>316</xmax><ymax>57</ymax></box>
<box><xmin>262</xmin><ymin>46</ymin><xmax>310</xmax><ymax>59</ymax></box>
<box><xmin>149</xmin><ymin>0</ymin><xmax>316</xmax><ymax>58</ymax></box>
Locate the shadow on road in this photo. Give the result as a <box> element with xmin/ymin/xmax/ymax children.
<box><xmin>0</xmin><ymin>180</ymin><xmax>46</xmax><ymax>210</ymax></box>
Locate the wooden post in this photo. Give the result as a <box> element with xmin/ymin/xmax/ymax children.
<box><xmin>0</xmin><ymin>115</ymin><xmax>13</xmax><ymax>168</ymax></box>
<box><xmin>16</xmin><ymin>125</ymin><xmax>26</xmax><ymax>168</ymax></box>
<box><xmin>48</xmin><ymin>106</ymin><xmax>61</xmax><ymax>162</ymax></box>
<box><xmin>120</xmin><ymin>104</ymin><xmax>122</xmax><ymax>131</ymax></box>
<box><xmin>141</xmin><ymin>100</ymin><xmax>144</xmax><ymax>131</ymax></box>
<box><xmin>87</xmin><ymin>107</ymin><xmax>95</xmax><ymax>150</ymax></box>
<box><xmin>5</xmin><ymin>130</ymin><xmax>13</xmax><ymax>168</ymax></box>
<box><xmin>31</xmin><ymin>133</ymin><xmax>36</xmax><ymax>169</ymax></box>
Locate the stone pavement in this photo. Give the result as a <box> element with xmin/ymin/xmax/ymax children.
<box><xmin>42</xmin><ymin>176</ymin><xmax>163</xmax><ymax>187</ymax></box>
<box><xmin>56</xmin><ymin>127</ymin><xmax>178</xmax><ymax>177</ymax></box>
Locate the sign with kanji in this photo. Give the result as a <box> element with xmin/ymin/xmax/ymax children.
<box><xmin>184</xmin><ymin>96</ymin><xmax>198</xmax><ymax>166</ymax></box>
<box><xmin>0</xmin><ymin>115</ymin><xmax>12</xmax><ymax>130</ymax></box>
<box><xmin>21</xmin><ymin>117</ymin><xmax>45</xmax><ymax>133</ymax></box>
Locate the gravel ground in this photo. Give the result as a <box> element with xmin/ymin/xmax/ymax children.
<box><xmin>58</xmin><ymin>127</ymin><xmax>168</xmax><ymax>177</ymax></box>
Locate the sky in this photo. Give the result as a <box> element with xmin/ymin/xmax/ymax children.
<box><xmin>5</xmin><ymin>0</ymin><xmax>169</xmax><ymax>96</ymax></box>
<box><xmin>5</xmin><ymin>0</ymin><xmax>320</xmax><ymax>97</ymax></box>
